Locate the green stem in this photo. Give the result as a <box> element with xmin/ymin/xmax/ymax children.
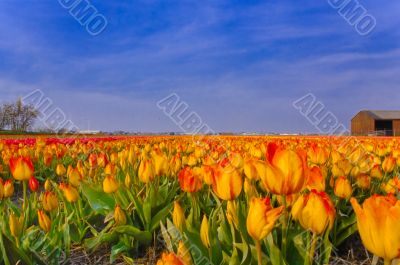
<box><xmin>22</xmin><ymin>181</ymin><xmax>28</xmax><ymax>231</ymax></box>
<box><xmin>281</xmin><ymin>195</ymin><xmax>288</xmax><ymax>259</ymax></box>
<box><xmin>255</xmin><ymin>240</ymin><xmax>262</xmax><ymax>265</ymax></box>
<box><xmin>308</xmin><ymin>233</ymin><xmax>318</xmax><ymax>265</ymax></box>
<box><xmin>0</xmin><ymin>221</ymin><xmax>10</xmax><ymax>265</ymax></box>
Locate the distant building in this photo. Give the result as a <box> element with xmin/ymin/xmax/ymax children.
<box><xmin>351</xmin><ymin>110</ymin><xmax>400</xmax><ymax>136</ymax></box>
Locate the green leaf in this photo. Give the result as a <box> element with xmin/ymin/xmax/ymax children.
<box><xmin>81</xmin><ymin>184</ymin><xmax>115</xmax><ymax>215</ymax></box>
<box><xmin>336</xmin><ymin>223</ymin><xmax>358</xmax><ymax>246</ymax></box>
<box><xmin>114</xmin><ymin>226</ymin><xmax>152</xmax><ymax>245</ymax></box>
<box><xmin>266</xmin><ymin>234</ymin><xmax>286</xmax><ymax>265</ymax></box>
<box><xmin>149</xmin><ymin>203</ymin><xmax>172</xmax><ymax>232</ymax></box>
<box><xmin>2</xmin><ymin>232</ymin><xmax>35</xmax><ymax>265</ymax></box>
<box><xmin>110</xmin><ymin>241</ymin><xmax>130</xmax><ymax>263</ymax></box>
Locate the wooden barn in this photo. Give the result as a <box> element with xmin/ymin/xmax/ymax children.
<box><xmin>351</xmin><ymin>110</ymin><xmax>400</xmax><ymax>136</ymax></box>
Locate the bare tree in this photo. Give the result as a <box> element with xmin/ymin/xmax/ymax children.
<box><xmin>0</xmin><ymin>98</ymin><xmax>38</xmax><ymax>131</ymax></box>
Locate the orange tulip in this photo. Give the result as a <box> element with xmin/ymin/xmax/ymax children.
<box><xmin>178</xmin><ymin>167</ymin><xmax>203</xmax><ymax>193</ymax></box>
<box><xmin>156</xmin><ymin>253</ymin><xmax>184</xmax><ymax>265</ymax></box>
<box><xmin>246</xmin><ymin>197</ymin><xmax>284</xmax><ymax>241</ymax></box>
<box><xmin>307</xmin><ymin>166</ymin><xmax>325</xmax><ymax>191</ymax></box>
<box><xmin>351</xmin><ymin>195</ymin><xmax>400</xmax><ymax>263</ymax></box>
<box><xmin>292</xmin><ymin>190</ymin><xmax>335</xmax><ymax>235</ymax></box>
<box><xmin>9</xmin><ymin>156</ymin><xmax>34</xmax><ymax>181</ymax></box>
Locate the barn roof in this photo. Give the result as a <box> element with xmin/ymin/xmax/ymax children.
<box><xmin>361</xmin><ymin>110</ymin><xmax>400</xmax><ymax>120</ymax></box>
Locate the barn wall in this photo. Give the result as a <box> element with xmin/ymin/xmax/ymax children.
<box><xmin>351</xmin><ymin>112</ymin><xmax>375</xmax><ymax>135</ymax></box>
<box><xmin>393</xmin><ymin>120</ymin><xmax>400</xmax><ymax>136</ymax></box>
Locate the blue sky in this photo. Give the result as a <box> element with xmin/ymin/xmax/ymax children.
<box><xmin>0</xmin><ymin>0</ymin><xmax>399</xmax><ymax>133</ymax></box>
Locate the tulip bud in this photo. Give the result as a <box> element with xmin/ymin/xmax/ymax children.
<box><xmin>226</xmin><ymin>201</ymin><xmax>239</xmax><ymax>228</ymax></box>
<box><xmin>42</xmin><ymin>191</ymin><xmax>59</xmax><ymax>212</ymax></box>
<box><xmin>138</xmin><ymin>159</ymin><xmax>155</xmax><ymax>183</ymax></box>
<box><xmin>246</xmin><ymin>197</ymin><xmax>283</xmax><ymax>241</ymax></box>
<box><xmin>172</xmin><ymin>201</ymin><xmax>185</xmax><ymax>231</ymax></box>
<box><xmin>103</xmin><ymin>175</ymin><xmax>119</xmax><ymax>194</ymax></box>
<box><xmin>56</xmin><ymin>164</ymin><xmax>66</xmax><ymax>176</ymax></box>
<box><xmin>38</xmin><ymin>210</ymin><xmax>51</xmax><ymax>232</ymax></box>
<box><xmin>334</xmin><ymin>176</ymin><xmax>352</xmax><ymax>199</ymax></box>
<box><xmin>59</xmin><ymin>183</ymin><xmax>79</xmax><ymax>203</ymax></box>
<box><xmin>9</xmin><ymin>156</ymin><xmax>34</xmax><ymax>181</ymax></box>
<box><xmin>177</xmin><ymin>241</ymin><xmax>193</xmax><ymax>265</ymax></box>
<box><xmin>44</xmin><ymin>178</ymin><xmax>52</xmax><ymax>191</ymax></box>
<box><xmin>356</xmin><ymin>173</ymin><xmax>370</xmax><ymax>190</ymax></box>
<box><xmin>114</xmin><ymin>205</ymin><xmax>127</xmax><ymax>226</ymax></box>
<box><xmin>200</xmin><ymin>215</ymin><xmax>210</xmax><ymax>248</ymax></box>
<box><xmin>124</xmin><ymin>173</ymin><xmax>131</xmax><ymax>188</ymax></box>
<box><xmin>68</xmin><ymin>167</ymin><xmax>82</xmax><ymax>187</ymax></box>
<box><xmin>29</xmin><ymin>176</ymin><xmax>39</xmax><ymax>192</ymax></box>
<box><xmin>370</xmin><ymin>164</ymin><xmax>383</xmax><ymax>179</ymax></box>
<box><xmin>382</xmin><ymin>156</ymin><xmax>396</xmax><ymax>173</ymax></box>
<box><xmin>3</xmin><ymin>180</ymin><xmax>14</xmax><ymax>198</ymax></box>
<box><xmin>9</xmin><ymin>213</ymin><xmax>23</xmax><ymax>238</ymax></box>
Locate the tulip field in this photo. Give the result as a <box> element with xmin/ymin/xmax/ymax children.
<box><xmin>1</xmin><ymin>135</ymin><xmax>400</xmax><ymax>265</ymax></box>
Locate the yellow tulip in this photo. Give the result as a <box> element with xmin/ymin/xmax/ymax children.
<box><xmin>9</xmin><ymin>156</ymin><xmax>34</xmax><ymax>181</ymax></box>
<box><xmin>103</xmin><ymin>175</ymin><xmax>119</xmax><ymax>194</ymax></box>
<box><xmin>138</xmin><ymin>159</ymin><xmax>155</xmax><ymax>183</ymax></box>
<box><xmin>292</xmin><ymin>190</ymin><xmax>335</xmax><ymax>235</ymax></box>
<box><xmin>44</xmin><ymin>178</ymin><xmax>52</xmax><ymax>191</ymax></box>
<box><xmin>172</xmin><ymin>201</ymin><xmax>185</xmax><ymax>231</ymax></box>
<box><xmin>3</xmin><ymin>180</ymin><xmax>14</xmax><ymax>198</ymax></box>
<box><xmin>59</xmin><ymin>183</ymin><xmax>79</xmax><ymax>203</ymax></box>
<box><xmin>211</xmin><ymin>165</ymin><xmax>242</xmax><ymax>201</ymax></box>
<box><xmin>42</xmin><ymin>191</ymin><xmax>59</xmax><ymax>212</ymax></box>
<box><xmin>261</xmin><ymin>148</ymin><xmax>308</xmax><ymax>195</ymax></box>
<box><xmin>114</xmin><ymin>205</ymin><xmax>127</xmax><ymax>226</ymax></box>
<box><xmin>351</xmin><ymin>195</ymin><xmax>400</xmax><ymax>263</ymax></box>
<box><xmin>334</xmin><ymin>176</ymin><xmax>352</xmax><ymax>199</ymax></box>
<box><xmin>200</xmin><ymin>215</ymin><xmax>210</xmax><ymax>248</ymax></box>
<box><xmin>246</xmin><ymin>197</ymin><xmax>284</xmax><ymax>241</ymax></box>
<box><xmin>382</xmin><ymin>156</ymin><xmax>396</xmax><ymax>173</ymax></box>
<box><xmin>56</xmin><ymin>164</ymin><xmax>66</xmax><ymax>176</ymax></box>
